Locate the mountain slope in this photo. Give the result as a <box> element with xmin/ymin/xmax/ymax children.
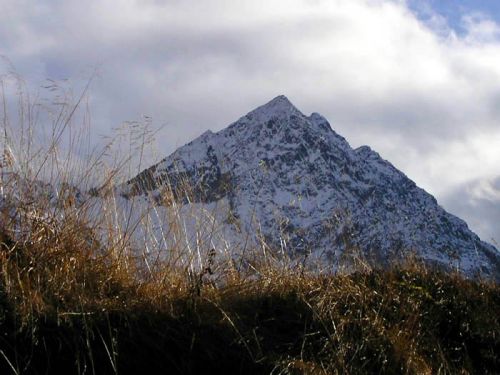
<box><xmin>121</xmin><ymin>96</ymin><xmax>500</xmax><ymax>279</ymax></box>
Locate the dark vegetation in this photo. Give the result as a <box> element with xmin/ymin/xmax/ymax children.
<box><xmin>1</xmin><ymin>231</ymin><xmax>499</xmax><ymax>374</ymax></box>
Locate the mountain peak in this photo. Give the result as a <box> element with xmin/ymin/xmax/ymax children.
<box><xmin>267</xmin><ymin>94</ymin><xmax>294</xmax><ymax>107</ymax></box>
<box><xmin>245</xmin><ymin>95</ymin><xmax>301</xmax><ymax>122</ymax></box>
<box><xmin>125</xmin><ymin>97</ymin><xmax>500</xmax><ymax>281</ymax></box>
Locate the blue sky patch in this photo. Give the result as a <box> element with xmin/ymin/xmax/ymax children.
<box><xmin>408</xmin><ymin>0</ymin><xmax>500</xmax><ymax>36</ymax></box>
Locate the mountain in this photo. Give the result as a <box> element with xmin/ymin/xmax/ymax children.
<box><xmin>120</xmin><ymin>95</ymin><xmax>500</xmax><ymax>279</ymax></box>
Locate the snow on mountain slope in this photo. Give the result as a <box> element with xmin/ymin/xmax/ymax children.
<box><xmin>121</xmin><ymin>96</ymin><xmax>500</xmax><ymax>279</ymax></box>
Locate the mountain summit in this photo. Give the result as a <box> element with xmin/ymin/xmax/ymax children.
<box><xmin>245</xmin><ymin>95</ymin><xmax>301</xmax><ymax>122</ymax></box>
<box><xmin>122</xmin><ymin>96</ymin><xmax>500</xmax><ymax>279</ymax></box>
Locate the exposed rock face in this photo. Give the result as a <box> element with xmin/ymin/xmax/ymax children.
<box><xmin>122</xmin><ymin>96</ymin><xmax>500</xmax><ymax>279</ymax></box>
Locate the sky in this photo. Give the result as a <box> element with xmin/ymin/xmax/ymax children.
<box><xmin>0</xmin><ymin>0</ymin><xmax>499</xmax><ymax>245</ymax></box>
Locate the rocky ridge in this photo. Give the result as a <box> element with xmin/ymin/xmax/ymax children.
<box><xmin>122</xmin><ymin>96</ymin><xmax>500</xmax><ymax>279</ymax></box>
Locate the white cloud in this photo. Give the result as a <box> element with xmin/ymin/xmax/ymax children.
<box><xmin>0</xmin><ymin>0</ymin><xmax>499</xmax><ymax>242</ymax></box>
<box><xmin>396</xmin><ymin>130</ymin><xmax>500</xmax><ymax>195</ymax></box>
<box><xmin>469</xmin><ymin>178</ymin><xmax>500</xmax><ymax>203</ymax></box>
<box><xmin>462</xmin><ymin>12</ymin><xmax>500</xmax><ymax>44</ymax></box>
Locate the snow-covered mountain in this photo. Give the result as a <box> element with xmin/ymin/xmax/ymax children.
<box><xmin>121</xmin><ymin>96</ymin><xmax>500</xmax><ymax>279</ymax></box>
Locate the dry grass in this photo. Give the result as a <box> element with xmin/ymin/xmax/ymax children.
<box><xmin>1</xmin><ymin>244</ymin><xmax>499</xmax><ymax>374</ymax></box>
<box><xmin>0</xmin><ymin>71</ymin><xmax>499</xmax><ymax>374</ymax></box>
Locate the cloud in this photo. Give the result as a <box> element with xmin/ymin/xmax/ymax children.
<box><xmin>441</xmin><ymin>176</ymin><xmax>500</xmax><ymax>246</ymax></box>
<box><xmin>469</xmin><ymin>177</ymin><xmax>500</xmax><ymax>203</ymax></box>
<box><xmin>462</xmin><ymin>12</ymin><xmax>500</xmax><ymax>43</ymax></box>
<box><xmin>0</xmin><ymin>0</ymin><xmax>499</xmax><ymax>242</ymax></box>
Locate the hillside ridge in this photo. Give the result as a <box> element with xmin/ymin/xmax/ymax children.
<box><xmin>123</xmin><ymin>96</ymin><xmax>500</xmax><ymax>280</ymax></box>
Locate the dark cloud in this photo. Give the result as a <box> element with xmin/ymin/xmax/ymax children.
<box><xmin>441</xmin><ymin>176</ymin><xmax>500</xmax><ymax>246</ymax></box>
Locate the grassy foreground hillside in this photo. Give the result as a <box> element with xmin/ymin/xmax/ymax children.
<box><xmin>1</xmin><ymin>231</ymin><xmax>499</xmax><ymax>374</ymax></box>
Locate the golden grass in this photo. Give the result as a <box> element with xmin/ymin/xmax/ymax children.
<box><xmin>1</xmin><ymin>238</ymin><xmax>499</xmax><ymax>374</ymax></box>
